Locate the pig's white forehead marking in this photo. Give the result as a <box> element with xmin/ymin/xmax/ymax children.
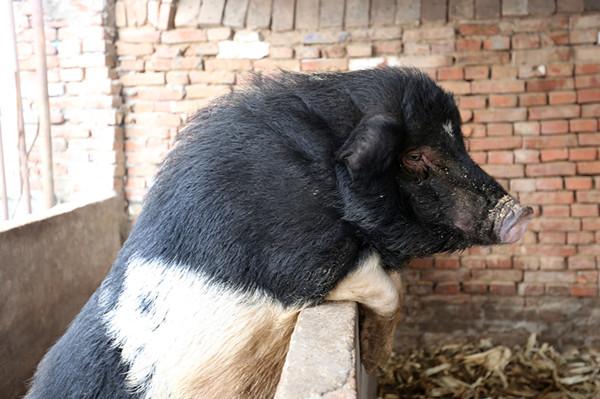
<box><xmin>443</xmin><ymin>120</ymin><xmax>453</xmax><ymax>138</ymax></box>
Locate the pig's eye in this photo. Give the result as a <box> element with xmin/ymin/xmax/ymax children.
<box><xmin>402</xmin><ymin>150</ymin><xmax>428</xmax><ymax>176</ymax></box>
<box><xmin>406</xmin><ymin>153</ymin><xmax>421</xmax><ymax>162</ymax></box>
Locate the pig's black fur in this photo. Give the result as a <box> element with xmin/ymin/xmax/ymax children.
<box><xmin>27</xmin><ymin>67</ymin><xmax>508</xmax><ymax>398</ymax></box>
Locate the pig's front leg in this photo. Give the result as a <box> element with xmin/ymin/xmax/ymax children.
<box><xmin>326</xmin><ymin>252</ymin><xmax>404</xmax><ymax>373</ymax></box>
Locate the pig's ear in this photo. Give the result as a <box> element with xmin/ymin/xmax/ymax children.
<box><xmin>336</xmin><ymin>114</ymin><xmax>401</xmax><ymax>181</ymax></box>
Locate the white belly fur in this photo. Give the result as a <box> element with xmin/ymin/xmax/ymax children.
<box><xmin>103</xmin><ymin>257</ymin><xmax>301</xmax><ymax>399</ymax></box>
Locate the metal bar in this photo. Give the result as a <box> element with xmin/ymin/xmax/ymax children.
<box><xmin>0</xmin><ymin>119</ymin><xmax>8</xmax><ymax>220</ymax></box>
<box><xmin>7</xmin><ymin>0</ymin><xmax>31</xmax><ymax>214</ymax></box>
<box><xmin>32</xmin><ymin>0</ymin><xmax>55</xmax><ymax>209</ymax></box>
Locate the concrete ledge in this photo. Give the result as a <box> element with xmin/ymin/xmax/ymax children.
<box><xmin>0</xmin><ymin>194</ymin><xmax>126</xmax><ymax>398</ymax></box>
<box><xmin>275</xmin><ymin>302</ymin><xmax>377</xmax><ymax>399</ymax></box>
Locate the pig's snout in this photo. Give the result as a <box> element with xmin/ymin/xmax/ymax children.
<box><xmin>492</xmin><ymin>196</ymin><xmax>533</xmax><ymax>244</ymax></box>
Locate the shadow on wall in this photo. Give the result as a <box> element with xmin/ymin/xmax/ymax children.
<box><xmin>0</xmin><ymin>194</ymin><xmax>127</xmax><ymax>399</ymax></box>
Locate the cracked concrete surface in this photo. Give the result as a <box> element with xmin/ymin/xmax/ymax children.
<box><xmin>275</xmin><ymin>301</ymin><xmax>375</xmax><ymax>399</ymax></box>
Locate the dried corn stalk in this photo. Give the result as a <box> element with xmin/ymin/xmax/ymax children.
<box><xmin>378</xmin><ymin>334</ymin><xmax>600</xmax><ymax>399</ymax></box>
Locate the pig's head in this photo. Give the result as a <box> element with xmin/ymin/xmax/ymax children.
<box><xmin>336</xmin><ymin>69</ymin><xmax>532</xmax><ymax>264</ymax></box>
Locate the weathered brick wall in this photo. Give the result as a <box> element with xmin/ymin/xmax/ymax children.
<box><xmin>6</xmin><ymin>0</ymin><xmax>123</xmax><ymax>216</ymax></box>
<box><xmin>9</xmin><ymin>0</ymin><xmax>600</xmax><ymax>344</ymax></box>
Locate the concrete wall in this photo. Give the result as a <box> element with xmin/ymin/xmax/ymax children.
<box><xmin>275</xmin><ymin>302</ymin><xmax>377</xmax><ymax>399</ymax></box>
<box><xmin>0</xmin><ymin>194</ymin><xmax>126</xmax><ymax>398</ymax></box>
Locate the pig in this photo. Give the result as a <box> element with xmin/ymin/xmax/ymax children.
<box><xmin>26</xmin><ymin>67</ymin><xmax>532</xmax><ymax>399</ymax></box>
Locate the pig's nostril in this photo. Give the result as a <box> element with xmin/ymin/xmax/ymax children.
<box><xmin>498</xmin><ymin>205</ymin><xmax>533</xmax><ymax>244</ymax></box>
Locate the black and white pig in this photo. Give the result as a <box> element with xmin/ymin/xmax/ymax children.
<box><xmin>26</xmin><ymin>67</ymin><xmax>532</xmax><ymax>399</ymax></box>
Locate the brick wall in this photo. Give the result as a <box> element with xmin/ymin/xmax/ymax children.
<box><xmin>3</xmin><ymin>0</ymin><xmax>122</xmax><ymax>216</ymax></box>
<box><xmin>9</xmin><ymin>0</ymin><xmax>600</xmax><ymax>344</ymax></box>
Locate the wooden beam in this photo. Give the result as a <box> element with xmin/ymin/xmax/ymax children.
<box><xmin>32</xmin><ymin>0</ymin><xmax>56</xmax><ymax>209</ymax></box>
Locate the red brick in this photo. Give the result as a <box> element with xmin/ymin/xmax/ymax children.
<box><xmin>473</xmin><ymin>108</ymin><xmax>527</xmax><ymax>123</ymax></box>
<box><xmin>489</xmin><ymin>282</ymin><xmax>517</xmax><ymax>296</ymax></box>
<box><xmin>529</xmin><ymin>105</ymin><xmax>580</xmax><ymax>120</ymax></box>
<box><xmin>458</xmin><ymin>23</ymin><xmax>499</xmax><ymax>35</ymax></box>
<box><xmin>541</xmin><ymin>121</ymin><xmax>569</xmax><ymax>135</ymax></box>
<box><xmin>435</xmin><ymin>257</ymin><xmax>460</xmax><ymax>269</ymax></box>
<box><xmin>577</xmin><ymin>161</ymin><xmax>600</xmax><ymax>175</ymax></box>
<box><xmin>570</xmin><ymin>148</ymin><xmax>597</xmax><ymax>161</ymax></box>
<box><xmin>577</xmin><ymin>89</ymin><xmax>600</xmax><ymax>103</ymax></box>
<box><xmin>483</xmin><ymin>35</ymin><xmax>510</xmax><ymax>50</ymax></box>
<box><xmin>459</xmin><ymin>96</ymin><xmax>487</xmax><ymax>109</ymax></box>
<box><xmin>546</xmin><ymin>284</ymin><xmax>570</xmax><ymax>296</ymax></box>
<box><xmin>526</xmin><ymin>162</ymin><xmax>576</xmax><ymax>176</ymax></box>
<box><xmin>549</xmin><ymin>91</ymin><xmax>576</xmax><ymax>104</ymax></box>
<box><xmin>487</xmin><ymin>123</ymin><xmax>513</xmax><ymax>136</ymax></box>
<box><xmin>569</xmin><ymin>118</ymin><xmax>597</xmax><ymax>132</ymax></box>
<box><xmin>575</xmin><ymin>74</ymin><xmax>600</xmax><ymax>90</ymax></box>
<box><xmin>138</xmin><ymin>86</ymin><xmax>184</xmax><ymax>100</ymax></box>
<box><xmin>463</xmin><ymin>282</ymin><xmax>488</xmax><ymax>294</ymax></box>
<box><xmin>519</xmin><ymin>93</ymin><xmax>547</xmax><ymax>106</ymax></box>
<box><xmin>421</xmin><ymin>269</ymin><xmax>469</xmax><ymax>282</ymax></box>
<box><xmin>535</xmin><ymin>177</ymin><xmax>563</xmax><ymax>190</ymax></box>
<box><xmin>435</xmin><ymin>282</ymin><xmax>461</xmax><ymax>295</ymax></box>
<box><xmin>513</xmin><ymin>256</ymin><xmax>540</xmax><ymax>270</ymax></box>
<box><xmin>542</xmin><ymin>205</ymin><xmax>570</xmax><ymax>217</ymax></box>
<box><xmin>469</xmin><ymin>136</ymin><xmax>522</xmax><ymax>150</ymax></box>
<box><xmin>409</xmin><ymin>258</ymin><xmax>434</xmax><ymax>269</ymax></box>
<box><xmin>582</xmin><ymin>104</ymin><xmax>600</xmax><ymax>117</ymax></box>
<box><xmin>577</xmin><ymin>190</ymin><xmax>600</xmax><ymax>203</ymax></box>
<box><xmin>487</xmin><ymin>151</ymin><xmax>513</xmax><ymax>164</ymax></box>
<box><xmin>514</xmin><ymin>150</ymin><xmax>540</xmax><ymax>163</ymax></box>
<box><xmin>300</xmin><ymin>58</ymin><xmax>347</xmax><ymax>72</ymax></box>
<box><xmin>464</xmin><ymin>66</ymin><xmax>489</xmax><ymax>80</ymax></box>
<box><xmin>579</xmin><ymin>133</ymin><xmax>600</xmax><ymax>146</ymax></box>
<box><xmin>485</xmin><ymin>256</ymin><xmax>512</xmax><ymax>269</ymax></box>
<box><xmin>523</xmin><ymin>135</ymin><xmax>577</xmax><ymax>149</ymax></box>
<box><xmin>575</xmin><ymin>64</ymin><xmax>600</xmax><ymax>75</ymax></box>
<box><xmin>539</xmin><ymin>232</ymin><xmax>566</xmax><ymax>244</ymax></box>
<box><xmin>161</xmin><ymin>28</ymin><xmax>207</xmax><ymax>43</ymax></box>
<box><xmin>527</xmin><ymin>78</ymin><xmax>574</xmax><ymax>92</ymax></box>
<box><xmin>492</xmin><ymin>65</ymin><xmax>517</xmax><ymax>79</ymax></box>
<box><xmin>518</xmin><ymin>283</ymin><xmax>545</xmax><ymax>296</ymax></box>
<box><xmin>520</xmin><ymin>191</ymin><xmax>574</xmax><ymax>204</ymax></box>
<box><xmin>461</xmin><ymin>257</ymin><xmax>486</xmax><ymax>269</ymax></box>
<box><xmin>471</xmin><ymin>269</ymin><xmax>522</xmax><ymax>283</ymax></box>
<box><xmin>472</xmin><ymin>80</ymin><xmax>524</xmax><ymax>94</ymax></box>
<box><xmin>570</xmin><ymin>285</ymin><xmax>598</xmax><ymax>297</ymax></box>
<box><xmin>512</xmin><ymin>33</ymin><xmax>540</xmax><ymax>49</ymax></box>
<box><xmin>568</xmin><ymin>231</ymin><xmax>596</xmax><ymax>244</ymax></box>
<box><xmin>489</xmin><ymin>94</ymin><xmax>517</xmax><ymax>107</ymax></box>
<box><xmin>204</xmin><ymin>59</ymin><xmax>252</xmax><ymax>71</ymax></box>
<box><xmin>457</xmin><ymin>51</ymin><xmax>510</xmax><ymax>66</ymax></box>
<box><xmin>408</xmin><ymin>282</ymin><xmax>434</xmax><ymax>295</ymax></box>
<box><xmin>530</xmin><ymin>217</ymin><xmax>580</xmax><ymax>232</ymax></box>
<box><xmin>565</xmin><ymin>176</ymin><xmax>593</xmax><ymax>190</ymax></box>
<box><xmin>439</xmin><ymin>81</ymin><xmax>471</xmax><ymax>95</ymax></box>
<box><xmin>547</xmin><ymin>63</ymin><xmax>573</xmax><ymax>77</ymax></box>
<box><xmin>121</xmin><ymin>72</ymin><xmax>165</xmax><ymax>86</ymax></box>
<box><xmin>524</xmin><ymin>271</ymin><xmax>576</xmax><ymax>283</ymax></box>
<box><xmin>460</xmin><ymin>109</ymin><xmax>473</xmax><ymax>122</ymax></box>
<box><xmin>456</xmin><ymin>38</ymin><xmax>481</xmax><ymax>51</ymax></box>
<box><xmin>511</xmin><ymin>178</ymin><xmax>536</xmax><ymax>192</ymax></box>
<box><xmin>482</xmin><ymin>164</ymin><xmax>524</xmax><ymax>178</ymax></box>
<box><xmin>437</xmin><ymin>66</ymin><xmax>464</xmax><ymax>81</ymax></box>
<box><xmin>568</xmin><ymin>256</ymin><xmax>596</xmax><ymax>270</ymax></box>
